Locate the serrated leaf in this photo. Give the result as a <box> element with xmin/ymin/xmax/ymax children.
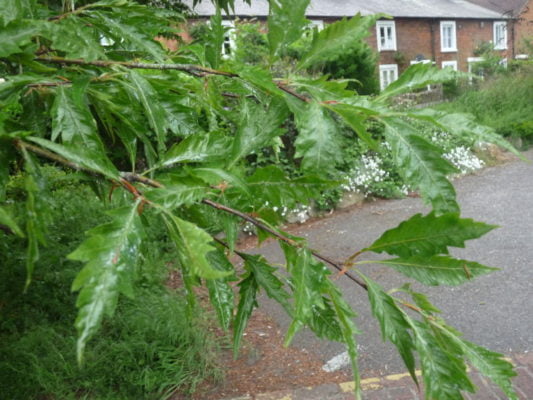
<box><xmin>378</xmin><ymin>63</ymin><xmax>460</xmax><ymax>100</ymax></box>
<box><xmin>382</xmin><ymin>117</ymin><xmax>459</xmax><ymax>215</ymax></box>
<box><xmin>0</xmin><ymin>206</ymin><xmax>24</xmax><ymax>237</ymax></box>
<box><xmin>291</xmin><ymin>101</ymin><xmax>342</xmax><ymax>172</ymax></box>
<box><xmin>406</xmin><ymin>319</ymin><xmax>475</xmax><ymax>399</ymax></box>
<box><xmin>366</xmin><ymin>212</ymin><xmax>496</xmax><ymax>258</ymax></box>
<box><xmin>159</xmin><ymin>132</ymin><xmax>232</xmax><ymax>167</ymax></box>
<box><xmin>52</xmin><ymin>83</ymin><xmax>105</xmax><ymax>153</ymax></box>
<box><xmin>206</xmin><ymin>248</ymin><xmax>236</xmax><ymax>331</ymax></box>
<box><xmin>380</xmin><ymin>256</ymin><xmax>496</xmax><ymax>286</ymax></box>
<box><xmin>69</xmin><ymin>202</ymin><xmax>144</xmax><ymax>363</ymax></box>
<box><xmin>239</xmin><ymin>253</ymin><xmax>292</xmax><ymax>314</ymax></box>
<box><xmin>410</xmin><ymin>109</ymin><xmax>522</xmax><ymax>157</ymax></box>
<box><xmin>246</xmin><ymin>165</ymin><xmax>331</xmax><ymax>209</ymax></box>
<box><xmin>0</xmin><ymin>0</ymin><xmax>31</xmax><ymax>27</ymax></box>
<box><xmin>237</xmin><ymin>65</ymin><xmax>284</xmax><ymax>96</ymax></box>
<box><xmin>229</xmin><ymin>98</ymin><xmax>288</xmax><ymax>167</ymax></box>
<box><xmin>282</xmin><ymin>244</ymin><xmax>330</xmax><ymax>345</ymax></box>
<box><xmin>21</xmin><ymin>149</ymin><xmax>51</xmax><ymax>289</ymax></box>
<box><xmin>145</xmin><ymin>175</ymin><xmax>207</xmax><ymax>209</ymax></box>
<box><xmin>192</xmin><ymin>167</ymin><xmax>251</xmax><ymax>197</ymax></box>
<box><xmin>28</xmin><ymin>137</ymin><xmax>120</xmax><ymax>181</ymax></box>
<box><xmin>90</xmin><ymin>11</ymin><xmax>166</xmax><ymax>62</ymax></box>
<box><xmin>268</xmin><ymin>0</ymin><xmax>310</xmax><ymax>58</ymax></box>
<box><xmin>205</xmin><ymin>8</ymin><xmax>224</xmax><ymax>68</ymax></box>
<box><xmin>325</xmin><ymin>103</ymin><xmax>378</xmax><ymax>150</ymax></box>
<box><xmin>45</xmin><ymin>17</ymin><xmax>105</xmax><ymax>61</ymax></box>
<box><xmin>123</xmin><ymin>71</ymin><xmax>168</xmax><ymax>154</ymax></box>
<box><xmin>164</xmin><ymin>213</ymin><xmax>229</xmax><ymax>279</ymax></box>
<box><xmin>233</xmin><ymin>273</ymin><xmax>258</xmax><ymax>358</ymax></box>
<box><xmin>326</xmin><ymin>281</ymin><xmax>362</xmax><ymax>400</ymax></box>
<box><xmin>0</xmin><ymin>22</ymin><xmax>41</xmax><ymax>57</ymax></box>
<box><xmin>298</xmin><ymin>14</ymin><xmax>379</xmax><ymax>69</ymax></box>
<box><xmin>361</xmin><ymin>274</ymin><xmax>418</xmax><ymax>384</ymax></box>
<box><xmin>435</xmin><ymin>324</ymin><xmax>518</xmax><ymax>400</ymax></box>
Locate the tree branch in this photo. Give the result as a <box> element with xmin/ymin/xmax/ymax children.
<box><xmin>34</xmin><ymin>56</ymin><xmax>310</xmax><ymax>101</ymax></box>
<box><xmin>15</xmin><ymin>139</ymin><xmax>367</xmax><ymax>291</ymax></box>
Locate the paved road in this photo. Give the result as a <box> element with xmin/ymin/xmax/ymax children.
<box><xmin>252</xmin><ymin>149</ymin><xmax>533</xmax><ymax>376</ymax></box>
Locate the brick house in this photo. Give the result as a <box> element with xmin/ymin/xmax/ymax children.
<box><xmin>465</xmin><ymin>0</ymin><xmax>533</xmax><ymax>56</ymax></box>
<box><xmin>183</xmin><ymin>0</ymin><xmax>512</xmax><ymax>89</ymax></box>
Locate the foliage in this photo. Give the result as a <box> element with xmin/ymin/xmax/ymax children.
<box><xmin>436</xmin><ymin>65</ymin><xmax>533</xmax><ymax>149</ymax></box>
<box><xmin>0</xmin><ymin>1</ymin><xmax>521</xmax><ymax>399</ymax></box>
<box><xmin>0</xmin><ymin>170</ymin><xmax>221</xmax><ymax>399</ymax></box>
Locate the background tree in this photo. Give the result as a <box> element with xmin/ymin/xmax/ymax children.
<box><xmin>0</xmin><ymin>0</ymin><xmax>521</xmax><ymax>399</ymax></box>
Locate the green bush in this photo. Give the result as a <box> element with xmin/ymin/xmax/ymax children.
<box><xmin>0</xmin><ymin>169</ymin><xmax>222</xmax><ymax>399</ymax></box>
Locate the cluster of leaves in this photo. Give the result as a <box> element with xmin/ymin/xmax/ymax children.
<box><xmin>0</xmin><ymin>0</ymin><xmax>521</xmax><ymax>398</ymax></box>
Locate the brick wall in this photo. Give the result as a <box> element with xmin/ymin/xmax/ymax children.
<box><xmin>514</xmin><ymin>0</ymin><xmax>533</xmax><ymax>54</ymax></box>
<box><xmin>367</xmin><ymin>18</ymin><xmax>509</xmax><ymax>74</ymax></box>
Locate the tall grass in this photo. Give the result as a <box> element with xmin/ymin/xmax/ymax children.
<box><xmin>0</xmin><ymin>168</ymin><xmax>222</xmax><ymax>399</ymax></box>
<box><xmin>437</xmin><ymin>64</ymin><xmax>533</xmax><ymax>148</ymax></box>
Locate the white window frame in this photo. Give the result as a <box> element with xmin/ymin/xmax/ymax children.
<box><xmin>379</xmin><ymin>64</ymin><xmax>398</xmax><ymax>90</ymax></box>
<box><xmin>493</xmin><ymin>21</ymin><xmax>508</xmax><ymax>50</ymax></box>
<box><xmin>308</xmin><ymin>19</ymin><xmax>324</xmax><ymax>31</ymax></box>
<box><xmin>440</xmin><ymin>21</ymin><xmax>457</xmax><ymax>52</ymax></box>
<box><xmin>221</xmin><ymin>20</ymin><xmax>235</xmax><ymax>58</ymax></box>
<box><xmin>442</xmin><ymin>60</ymin><xmax>458</xmax><ymax>71</ymax></box>
<box><xmin>376</xmin><ymin>20</ymin><xmax>397</xmax><ymax>51</ymax></box>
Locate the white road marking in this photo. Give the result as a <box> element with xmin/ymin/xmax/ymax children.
<box><xmin>322</xmin><ymin>351</ymin><xmax>350</xmax><ymax>372</ymax></box>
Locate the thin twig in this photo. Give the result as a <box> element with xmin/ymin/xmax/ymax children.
<box><xmin>16</xmin><ymin>139</ymin><xmax>367</xmax><ymax>290</ymax></box>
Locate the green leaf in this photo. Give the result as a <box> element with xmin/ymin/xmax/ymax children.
<box><xmin>192</xmin><ymin>167</ymin><xmax>251</xmax><ymax>197</ymax></box>
<box><xmin>325</xmin><ymin>103</ymin><xmax>378</xmax><ymax>150</ymax></box>
<box><xmin>90</xmin><ymin>11</ymin><xmax>166</xmax><ymax>62</ymax></box>
<box><xmin>298</xmin><ymin>14</ymin><xmax>379</xmax><ymax>69</ymax></box>
<box><xmin>0</xmin><ymin>206</ymin><xmax>24</xmax><ymax>237</ymax></box>
<box><xmin>407</xmin><ymin>319</ymin><xmax>474</xmax><ymax>399</ymax></box>
<box><xmin>360</xmin><ymin>274</ymin><xmax>418</xmax><ymax>384</ymax></box>
<box><xmin>69</xmin><ymin>202</ymin><xmax>144</xmax><ymax>363</ymax></box>
<box><xmin>239</xmin><ymin>253</ymin><xmax>292</xmax><ymax>314</ymax></box>
<box><xmin>206</xmin><ymin>248</ymin><xmax>236</xmax><ymax>331</ymax></box>
<box><xmin>52</xmin><ymin>83</ymin><xmax>105</xmax><ymax>152</ymax></box>
<box><xmin>229</xmin><ymin>98</ymin><xmax>288</xmax><ymax>166</ymax></box>
<box><xmin>21</xmin><ymin>149</ymin><xmax>51</xmax><ymax>289</ymax></box>
<box><xmin>27</xmin><ymin>137</ymin><xmax>120</xmax><ymax>181</ymax></box>
<box><xmin>204</xmin><ymin>8</ymin><xmax>224</xmax><ymax>68</ymax></box>
<box><xmin>268</xmin><ymin>0</ymin><xmax>310</xmax><ymax>58</ymax></box>
<box><xmin>291</xmin><ymin>101</ymin><xmax>342</xmax><ymax>172</ymax></box>
<box><xmin>436</xmin><ymin>324</ymin><xmax>518</xmax><ymax>400</ymax></box>
<box><xmin>233</xmin><ymin>273</ymin><xmax>258</xmax><ymax>358</ymax></box>
<box><xmin>326</xmin><ymin>282</ymin><xmax>362</xmax><ymax>400</ymax></box>
<box><xmin>45</xmin><ymin>17</ymin><xmax>105</xmax><ymax>61</ymax></box>
<box><xmin>410</xmin><ymin>109</ymin><xmax>522</xmax><ymax>157</ymax></box>
<box><xmin>382</xmin><ymin>117</ymin><xmax>459</xmax><ymax>215</ymax></box>
<box><xmin>0</xmin><ymin>22</ymin><xmax>41</xmax><ymax>58</ymax></box>
<box><xmin>379</xmin><ymin>256</ymin><xmax>496</xmax><ymax>286</ymax></box>
<box><xmin>378</xmin><ymin>63</ymin><xmax>460</xmax><ymax>100</ymax></box>
<box><xmin>159</xmin><ymin>132</ymin><xmax>232</xmax><ymax>168</ymax></box>
<box><xmin>123</xmin><ymin>71</ymin><xmax>169</xmax><ymax>154</ymax></box>
<box><xmin>366</xmin><ymin>212</ymin><xmax>496</xmax><ymax>258</ymax></box>
<box><xmin>282</xmin><ymin>244</ymin><xmax>330</xmax><ymax>345</ymax></box>
<box><xmin>164</xmin><ymin>213</ymin><xmax>229</xmax><ymax>279</ymax></box>
<box><xmin>0</xmin><ymin>0</ymin><xmax>31</xmax><ymax>27</ymax></box>
<box><xmin>145</xmin><ymin>175</ymin><xmax>207</xmax><ymax>209</ymax></box>
<box><xmin>246</xmin><ymin>165</ymin><xmax>330</xmax><ymax>209</ymax></box>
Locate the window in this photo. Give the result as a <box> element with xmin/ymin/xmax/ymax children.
<box><xmin>376</xmin><ymin>21</ymin><xmax>396</xmax><ymax>51</ymax></box>
<box><xmin>493</xmin><ymin>21</ymin><xmax>507</xmax><ymax>50</ymax></box>
<box><xmin>442</xmin><ymin>60</ymin><xmax>458</xmax><ymax>71</ymax></box>
<box><xmin>221</xmin><ymin>20</ymin><xmax>235</xmax><ymax>58</ymax></box>
<box><xmin>440</xmin><ymin>21</ymin><xmax>457</xmax><ymax>52</ymax></box>
<box><xmin>308</xmin><ymin>20</ymin><xmax>324</xmax><ymax>31</ymax></box>
<box><xmin>379</xmin><ymin>64</ymin><xmax>398</xmax><ymax>90</ymax></box>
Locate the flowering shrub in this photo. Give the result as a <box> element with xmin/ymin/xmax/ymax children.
<box><xmin>443</xmin><ymin>146</ymin><xmax>485</xmax><ymax>174</ymax></box>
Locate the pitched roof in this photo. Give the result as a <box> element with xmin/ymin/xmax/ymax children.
<box><xmin>463</xmin><ymin>0</ymin><xmax>528</xmax><ymax>17</ymax></box>
<box><xmin>184</xmin><ymin>0</ymin><xmax>505</xmax><ymax>19</ymax></box>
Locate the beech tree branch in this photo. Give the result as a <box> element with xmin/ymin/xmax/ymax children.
<box><xmin>34</xmin><ymin>56</ymin><xmax>310</xmax><ymax>101</ymax></box>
